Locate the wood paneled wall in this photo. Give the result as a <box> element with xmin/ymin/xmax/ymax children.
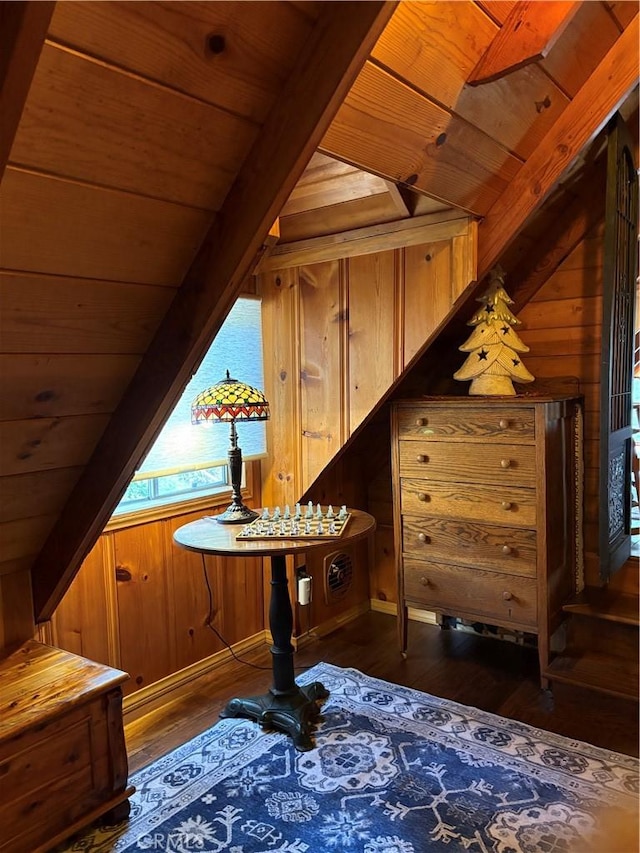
<box><xmin>259</xmin><ymin>215</ymin><xmax>477</xmax><ymax>622</ymax></box>
<box><xmin>518</xmin><ymin>219</ymin><xmax>637</xmax><ymax>591</ymax></box>
<box><xmin>48</xmin><ymin>483</ymin><xmax>264</xmax><ymax>697</ymax></box>
<box><xmin>0</xmin><ymin>0</ymin><xmax>318</xmax><ymax>651</ymax></box>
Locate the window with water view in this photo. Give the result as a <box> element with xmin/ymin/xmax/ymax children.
<box><xmin>113</xmin><ymin>297</ymin><xmax>266</xmax><ymax>515</ymax></box>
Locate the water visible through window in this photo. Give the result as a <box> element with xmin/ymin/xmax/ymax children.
<box><xmin>114</xmin><ymin>297</ymin><xmax>265</xmax><ymax>514</ymax></box>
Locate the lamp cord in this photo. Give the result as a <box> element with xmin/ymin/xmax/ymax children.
<box><xmin>200</xmin><ymin>555</ymin><xmax>310</xmax><ymax>672</ymax></box>
<box><xmin>201</xmin><ymin>554</ymin><xmax>271</xmax><ymax>671</ymax></box>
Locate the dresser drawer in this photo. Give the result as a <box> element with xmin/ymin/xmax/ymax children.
<box><xmin>396</xmin><ymin>406</ymin><xmax>535</xmax><ymax>442</ymax></box>
<box><xmin>398</xmin><ymin>440</ymin><xmax>536</xmax><ymax>486</ymax></box>
<box><xmin>403</xmin><ymin>558</ymin><xmax>537</xmax><ymax>629</ymax></box>
<box><xmin>402</xmin><ymin>514</ymin><xmax>536</xmax><ymax>576</ymax></box>
<box><xmin>400</xmin><ymin>478</ymin><xmax>536</xmax><ymax>527</ymax></box>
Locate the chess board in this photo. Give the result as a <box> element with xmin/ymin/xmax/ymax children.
<box><xmin>236</xmin><ymin>506</ymin><xmax>351</xmax><ymax>540</ymax></box>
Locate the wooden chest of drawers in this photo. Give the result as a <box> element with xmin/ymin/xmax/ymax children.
<box><xmin>391</xmin><ymin>396</ymin><xmax>582</xmax><ymax>688</ymax></box>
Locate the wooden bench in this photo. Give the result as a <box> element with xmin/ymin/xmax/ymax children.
<box><xmin>0</xmin><ymin>640</ymin><xmax>133</xmax><ymax>853</ymax></box>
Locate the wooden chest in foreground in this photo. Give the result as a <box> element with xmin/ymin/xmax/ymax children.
<box><xmin>0</xmin><ymin>640</ymin><xmax>132</xmax><ymax>853</ymax></box>
<box><xmin>391</xmin><ymin>396</ymin><xmax>583</xmax><ymax>689</ymax></box>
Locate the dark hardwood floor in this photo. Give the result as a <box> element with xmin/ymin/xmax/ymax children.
<box><xmin>124</xmin><ymin>611</ymin><xmax>639</xmax><ymax>773</ymax></box>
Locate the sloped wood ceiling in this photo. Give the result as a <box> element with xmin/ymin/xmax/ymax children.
<box><xmin>0</xmin><ymin>1</ymin><xmax>637</xmax><ymax>627</ymax></box>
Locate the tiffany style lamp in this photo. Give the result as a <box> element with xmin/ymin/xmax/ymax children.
<box><xmin>191</xmin><ymin>370</ymin><xmax>270</xmax><ymax>523</ymax></box>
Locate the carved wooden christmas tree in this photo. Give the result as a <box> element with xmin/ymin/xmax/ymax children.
<box><xmin>454</xmin><ymin>266</ymin><xmax>534</xmax><ymax>396</ymax></box>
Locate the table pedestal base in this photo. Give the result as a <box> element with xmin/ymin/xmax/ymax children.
<box><xmin>220</xmin><ymin>680</ymin><xmax>328</xmax><ymax>751</ymax></box>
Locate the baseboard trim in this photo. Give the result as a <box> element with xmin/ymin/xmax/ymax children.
<box><xmin>123</xmin><ymin>631</ymin><xmax>269</xmax><ymax>722</ymax></box>
<box><xmin>123</xmin><ymin>603</ymin><xmax>436</xmax><ymax>721</ymax></box>
<box><xmin>370</xmin><ymin>598</ymin><xmax>438</xmax><ymax>626</ymax></box>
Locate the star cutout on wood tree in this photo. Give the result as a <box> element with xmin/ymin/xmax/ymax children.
<box><xmin>454</xmin><ymin>266</ymin><xmax>534</xmax><ymax>395</ymax></box>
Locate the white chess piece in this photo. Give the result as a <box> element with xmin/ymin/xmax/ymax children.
<box><xmin>261</xmin><ymin>507</ymin><xmax>270</xmax><ymax>520</ymax></box>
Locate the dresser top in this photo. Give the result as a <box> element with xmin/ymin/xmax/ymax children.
<box><xmin>394</xmin><ymin>393</ymin><xmax>582</xmax><ymax>407</ymax></box>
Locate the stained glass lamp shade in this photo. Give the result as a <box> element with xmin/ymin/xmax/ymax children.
<box><xmin>192</xmin><ymin>371</ymin><xmax>270</xmax><ymax>523</ymax></box>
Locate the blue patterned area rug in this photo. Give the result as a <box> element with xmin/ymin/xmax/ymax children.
<box><xmin>62</xmin><ymin>663</ymin><xmax>638</xmax><ymax>853</ymax></box>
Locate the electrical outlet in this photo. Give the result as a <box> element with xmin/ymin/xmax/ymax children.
<box><xmin>297</xmin><ymin>575</ymin><xmax>312</xmax><ymax>606</ymax></box>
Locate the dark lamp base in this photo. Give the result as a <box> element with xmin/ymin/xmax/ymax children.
<box><xmin>215</xmin><ymin>503</ymin><xmax>259</xmax><ymax>524</ymax></box>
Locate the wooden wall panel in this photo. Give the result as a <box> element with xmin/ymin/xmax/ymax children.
<box><xmin>218</xmin><ymin>554</ymin><xmax>264</xmax><ymax>646</ymax></box>
<box><xmin>403</xmin><ymin>240</ymin><xmax>452</xmax><ymax>366</ymax></box>
<box><xmin>11</xmin><ymin>45</ymin><xmax>257</xmax><ymax>210</ymax></box>
<box><xmin>167</xmin><ymin>511</ymin><xmax>227</xmax><ymax>672</ymax></box>
<box><xmin>50</xmin><ymin>537</ymin><xmax>114</xmax><ymax>666</ymax></box>
<box><xmin>261</xmin><ymin>269</ymin><xmax>301</xmax><ymax>510</ymax></box>
<box><xmin>370</xmin><ymin>524</ymin><xmax>397</xmax><ymax>604</ymax></box>
<box><xmin>0</xmin><ymin>169</ymin><xmax>210</xmax><ymax>285</ymax></box>
<box><xmin>48</xmin><ymin>482</ymin><xmax>265</xmax><ymax>694</ymax></box>
<box><xmin>348</xmin><ymin>250</ymin><xmax>397</xmax><ymax>434</ymax></box>
<box><xmin>260</xmin><ymin>215</ymin><xmax>477</xmax><ymax>625</ymax></box>
<box><xmin>299</xmin><ymin>261</ymin><xmax>345</xmax><ymax>488</ymax></box>
<box><xmin>518</xmin><ymin>223</ymin><xmax>611</xmax><ymax>590</ymax></box>
<box><xmin>113</xmin><ymin>522</ymin><xmax>174</xmax><ymax>694</ymax></box>
<box><xmin>167</xmin><ymin>506</ymin><xmax>263</xmax><ymax>672</ymax></box>
<box><xmin>0</xmin><ymin>570</ymin><xmax>34</xmax><ymax>650</ymax></box>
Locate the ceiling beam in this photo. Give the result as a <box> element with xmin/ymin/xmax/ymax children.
<box><xmin>468</xmin><ymin>1</ymin><xmax>580</xmax><ymax>86</ymax></box>
<box><xmin>477</xmin><ymin>13</ymin><xmax>639</xmax><ymax>280</ymax></box>
<box><xmin>0</xmin><ymin>1</ymin><xmax>55</xmax><ymax>185</ymax></box>
<box><xmin>31</xmin><ymin>1</ymin><xmax>398</xmax><ymax>622</ymax></box>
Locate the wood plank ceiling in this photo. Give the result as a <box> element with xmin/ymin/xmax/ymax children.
<box><xmin>0</xmin><ymin>0</ymin><xmax>637</xmax><ymax>626</ymax></box>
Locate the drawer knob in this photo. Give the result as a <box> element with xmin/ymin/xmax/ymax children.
<box><xmin>500</xmin><ymin>458</ymin><xmax>511</xmax><ymax>469</ymax></box>
<box><xmin>415</xmin><ymin>417</ymin><xmax>427</xmax><ymax>426</ymax></box>
<box><xmin>420</xmin><ymin>576</ymin><xmax>430</xmax><ymax>586</ymax></box>
<box><xmin>416</xmin><ymin>454</ymin><xmax>428</xmax><ymax>463</ymax></box>
<box><xmin>417</xmin><ymin>532</ymin><xmax>430</xmax><ymax>543</ymax></box>
<box><xmin>417</xmin><ymin>492</ymin><xmax>428</xmax><ymax>502</ymax></box>
<box><xmin>501</xmin><ymin>501</ymin><xmax>512</xmax><ymax>511</ymax></box>
<box><xmin>502</xmin><ymin>591</ymin><xmax>513</xmax><ymax>601</ymax></box>
<box><xmin>499</xmin><ymin>419</ymin><xmax>509</xmax><ymax>429</ymax></box>
<box><xmin>501</xmin><ymin>544</ymin><xmax>512</xmax><ymax>555</ymax></box>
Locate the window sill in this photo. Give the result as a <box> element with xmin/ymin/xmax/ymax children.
<box><xmin>105</xmin><ymin>463</ymin><xmax>259</xmax><ymax>532</ymax></box>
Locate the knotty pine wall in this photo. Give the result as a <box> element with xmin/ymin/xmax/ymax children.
<box><xmin>312</xmin><ymin>217</ymin><xmax>639</xmax><ymax>607</ymax></box>
<box><xmin>519</xmin><ymin>220</ymin><xmax>638</xmax><ymax>595</ymax></box>
<box><xmin>46</xmin><ymin>470</ymin><xmax>265</xmax><ymax>698</ymax></box>
<box><xmin>259</xmin><ymin>215</ymin><xmax>477</xmax><ymax>626</ymax></box>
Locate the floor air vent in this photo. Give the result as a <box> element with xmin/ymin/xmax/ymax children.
<box><xmin>324</xmin><ymin>551</ymin><xmax>353</xmax><ymax>603</ymax></box>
